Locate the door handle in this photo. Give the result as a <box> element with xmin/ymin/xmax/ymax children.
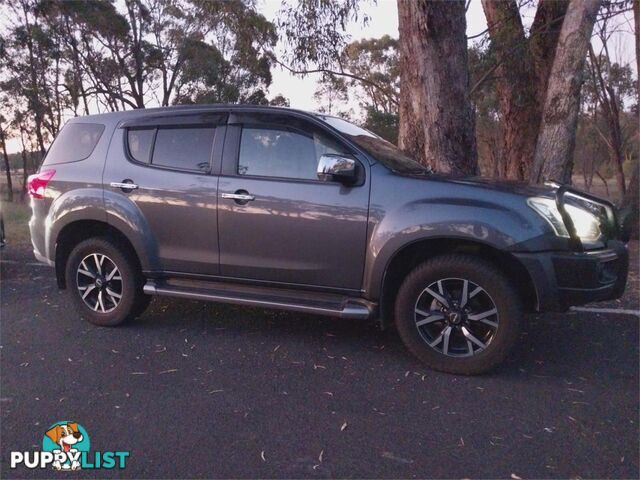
<box><xmin>110</xmin><ymin>180</ymin><xmax>139</xmax><ymax>192</ymax></box>
<box><xmin>221</xmin><ymin>192</ymin><xmax>255</xmax><ymax>202</ymax></box>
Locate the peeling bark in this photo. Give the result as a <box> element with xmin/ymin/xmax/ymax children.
<box><xmin>529</xmin><ymin>0</ymin><xmax>570</xmax><ymax>102</ymax></box>
<box><xmin>397</xmin><ymin>0</ymin><xmax>478</xmax><ymax>175</ymax></box>
<box><xmin>482</xmin><ymin>0</ymin><xmax>537</xmax><ymax>180</ymax></box>
<box><xmin>530</xmin><ymin>0</ymin><xmax>601</xmax><ymax>184</ymax></box>
<box><xmin>481</xmin><ymin>0</ymin><xmax>568</xmax><ymax>181</ymax></box>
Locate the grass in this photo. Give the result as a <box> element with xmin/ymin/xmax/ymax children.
<box><xmin>2</xmin><ymin>200</ymin><xmax>32</xmax><ymax>247</ymax></box>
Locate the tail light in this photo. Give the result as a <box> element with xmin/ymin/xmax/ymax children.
<box><xmin>27</xmin><ymin>169</ymin><xmax>56</xmax><ymax>199</ymax></box>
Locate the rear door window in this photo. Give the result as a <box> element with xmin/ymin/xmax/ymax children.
<box><xmin>151</xmin><ymin>127</ymin><xmax>215</xmax><ymax>172</ymax></box>
<box><xmin>43</xmin><ymin>123</ymin><xmax>105</xmax><ymax>165</ymax></box>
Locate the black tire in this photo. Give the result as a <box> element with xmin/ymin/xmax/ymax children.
<box><xmin>394</xmin><ymin>254</ymin><xmax>521</xmax><ymax>375</ymax></box>
<box><xmin>65</xmin><ymin>236</ymin><xmax>149</xmax><ymax>326</ymax></box>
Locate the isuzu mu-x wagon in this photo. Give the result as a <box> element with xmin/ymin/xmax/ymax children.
<box><xmin>28</xmin><ymin>105</ymin><xmax>629</xmax><ymax>374</ymax></box>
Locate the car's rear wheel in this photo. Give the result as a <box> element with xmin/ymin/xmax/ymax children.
<box><xmin>395</xmin><ymin>255</ymin><xmax>521</xmax><ymax>375</ymax></box>
<box><xmin>65</xmin><ymin>237</ymin><xmax>149</xmax><ymax>326</ymax></box>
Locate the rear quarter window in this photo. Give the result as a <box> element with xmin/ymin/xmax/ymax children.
<box><xmin>127</xmin><ymin>128</ymin><xmax>155</xmax><ymax>164</ymax></box>
<box><xmin>43</xmin><ymin>123</ymin><xmax>105</xmax><ymax>165</ymax></box>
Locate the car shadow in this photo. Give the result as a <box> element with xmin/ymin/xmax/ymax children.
<box><xmin>132</xmin><ymin>296</ymin><xmax>639</xmax><ymax>381</ymax></box>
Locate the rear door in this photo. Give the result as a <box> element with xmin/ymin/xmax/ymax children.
<box><xmin>217</xmin><ymin>112</ymin><xmax>370</xmax><ymax>290</ymax></box>
<box><xmin>103</xmin><ymin>112</ymin><xmax>226</xmax><ymax>275</ymax></box>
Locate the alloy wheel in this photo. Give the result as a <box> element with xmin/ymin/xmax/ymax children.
<box><xmin>76</xmin><ymin>253</ymin><xmax>123</xmax><ymax>313</ymax></box>
<box><xmin>414</xmin><ymin>277</ymin><xmax>499</xmax><ymax>357</ymax></box>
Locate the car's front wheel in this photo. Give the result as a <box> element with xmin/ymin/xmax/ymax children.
<box><xmin>65</xmin><ymin>237</ymin><xmax>149</xmax><ymax>326</ymax></box>
<box><xmin>395</xmin><ymin>255</ymin><xmax>521</xmax><ymax>375</ymax></box>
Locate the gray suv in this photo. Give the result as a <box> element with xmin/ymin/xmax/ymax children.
<box><xmin>28</xmin><ymin>105</ymin><xmax>629</xmax><ymax>374</ymax></box>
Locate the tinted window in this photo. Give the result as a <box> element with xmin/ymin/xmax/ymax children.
<box><xmin>127</xmin><ymin>128</ymin><xmax>155</xmax><ymax>164</ymax></box>
<box><xmin>151</xmin><ymin>127</ymin><xmax>215</xmax><ymax>172</ymax></box>
<box><xmin>43</xmin><ymin>123</ymin><xmax>105</xmax><ymax>165</ymax></box>
<box><xmin>238</xmin><ymin>127</ymin><xmax>346</xmax><ymax>180</ymax></box>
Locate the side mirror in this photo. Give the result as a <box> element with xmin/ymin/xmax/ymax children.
<box><xmin>317</xmin><ymin>154</ymin><xmax>357</xmax><ymax>184</ymax></box>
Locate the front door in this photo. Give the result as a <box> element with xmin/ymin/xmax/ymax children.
<box><xmin>103</xmin><ymin>113</ymin><xmax>225</xmax><ymax>275</ymax></box>
<box><xmin>217</xmin><ymin>115</ymin><xmax>369</xmax><ymax>290</ymax></box>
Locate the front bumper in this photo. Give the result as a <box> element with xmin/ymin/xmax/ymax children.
<box><xmin>514</xmin><ymin>240</ymin><xmax>629</xmax><ymax>312</ymax></box>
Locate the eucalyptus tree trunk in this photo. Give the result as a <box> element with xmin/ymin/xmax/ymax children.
<box><xmin>530</xmin><ymin>0</ymin><xmax>601</xmax><ymax>184</ymax></box>
<box><xmin>482</xmin><ymin>0</ymin><xmax>537</xmax><ymax>180</ymax></box>
<box><xmin>482</xmin><ymin>0</ymin><xmax>568</xmax><ymax>180</ymax></box>
<box><xmin>622</xmin><ymin>0</ymin><xmax>639</xmax><ymax>238</ymax></box>
<box><xmin>635</xmin><ymin>0</ymin><xmax>640</xmax><ymax>103</ymax></box>
<box><xmin>397</xmin><ymin>0</ymin><xmax>478</xmax><ymax>175</ymax></box>
<box><xmin>529</xmin><ymin>0</ymin><xmax>571</xmax><ymax>102</ymax></box>
<box><xmin>0</xmin><ymin>128</ymin><xmax>13</xmax><ymax>202</ymax></box>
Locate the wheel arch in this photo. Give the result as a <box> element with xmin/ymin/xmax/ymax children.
<box><xmin>54</xmin><ymin>220</ymin><xmax>141</xmax><ymax>289</ymax></box>
<box><xmin>378</xmin><ymin>238</ymin><xmax>538</xmax><ymax>328</ymax></box>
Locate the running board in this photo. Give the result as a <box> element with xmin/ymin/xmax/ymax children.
<box><xmin>143</xmin><ymin>280</ymin><xmax>375</xmax><ymax>320</ymax></box>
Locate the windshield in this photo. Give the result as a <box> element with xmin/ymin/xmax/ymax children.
<box><xmin>318</xmin><ymin>115</ymin><xmax>428</xmax><ymax>174</ymax></box>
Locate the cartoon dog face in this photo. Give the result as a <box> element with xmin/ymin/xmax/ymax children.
<box><xmin>45</xmin><ymin>423</ymin><xmax>83</xmax><ymax>452</ymax></box>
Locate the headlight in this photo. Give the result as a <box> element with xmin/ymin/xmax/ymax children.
<box><xmin>527</xmin><ymin>197</ymin><xmax>601</xmax><ymax>241</ymax></box>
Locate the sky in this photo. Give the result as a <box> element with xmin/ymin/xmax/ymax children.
<box><xmin>3</xmin><ymin>0</ymin><xmax>637</xmax><ymax>154</ymax></box>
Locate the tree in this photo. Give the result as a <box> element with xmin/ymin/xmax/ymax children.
<box><xmin>313</xmin><ymin>35</ymin><xmax>399</xmax><ymax>141</ymax></box>
<box><xmin>1</xmin><ymin>0</ymin><xmax>67</xmax><ymax>156</ymax></box>
<box><xmin>468</xmin><ymin>45</ymin><xmax>502</xmax><ymax>177</ymax></box>
<box><xmin>481</xmin><ymin>0</ymin><xmax>568</xmax><ymax>180</ymax></box>
<box><xmin>586</xmin><ymin>50</ymin><xmax>636</xmax><ymax>200</ymax></box>
<box><xmin>39</xmin><ymin>0</ymin><xmax>277</xmax><ymax>109</ymax></box>
<box><xmin>530</xmin><ymin>0</ymin><xmax>602</xmax><ymax>184</ymax></box>
<box><xmin>621</xmin><ymin>0</ymin><xmax>639</xmax><ymax>238</ymax></box>
<box><xmin>396</xmin><ymin>0</ymin><xmax>477</xmax><ymax>175</ymax></box>
<box><xmin>0</xmin><ymin>114</ymin><xmax>13</xmax><ymax>202</ymax></box>
<box><xmin>278</xmin><ymin>0</ymin><xmax>478</xmax><ymax>175</ymax></box>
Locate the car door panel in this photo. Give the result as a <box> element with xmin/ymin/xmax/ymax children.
<box><xmin>103</xmin><ymin>114</ymin><xmax>225</xmax><ymax>275</ymax></box>
<box><xmin>217</xmin><ymin>120</ymin><xmax>370</xmax><ymax>290</ymax></box>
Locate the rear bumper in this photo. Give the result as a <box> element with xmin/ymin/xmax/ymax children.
<box><xmin>33</xmin><ymin>249</ymin><xmax>54</xmax><ymax>267</ymax></box>
<box><xmin>514</xmin><ymin>240</ymin><xmax>629</xmax><ymax>312</ymax></box>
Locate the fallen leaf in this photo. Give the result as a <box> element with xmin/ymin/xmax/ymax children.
<box><xmin>159</xmin><ymin>369</ymin><xmax>178</xmax><ymax>374</ymax></box>
<box><xmin>341</xmin><ymin>421</ymin><xmax>348</xmax><ymax>431</ymax></box>
<box><xmin>511</xmin><ymin>474</ymin><xmax>522</xmax><ymax>480</ymax></box>
<box><xmin>260</xmin><ymin>450</ymin><xmax>266</xmax><ymax>462</ymax></box>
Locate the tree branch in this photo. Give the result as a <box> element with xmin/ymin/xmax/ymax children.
<box><xmin>273</xmin><ymin>58</ymin><xmax>399</xmax><ymax>107</ymax></box>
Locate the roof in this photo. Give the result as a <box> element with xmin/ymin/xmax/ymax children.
<box><xmin>67</xmin><ymin>104</ymin><xmax>319</xmax><ymax>125</ymax></box>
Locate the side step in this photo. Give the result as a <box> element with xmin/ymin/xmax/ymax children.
<box><xmin>143</xmin><ymin>280</ymin><xmax>375</xmax><ymax>320</ymax></box>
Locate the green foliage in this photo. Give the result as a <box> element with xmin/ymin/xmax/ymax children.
<box><xmin>362</xmin><ymin>107</ymin><xmax>398</xmax><ymax>144</ymax></box>
<box><xmin>313</xmin><ymin>35</ymin><xmax>399</xmax><ymax>142</ymax></box>
<box><xmin>1</xmin><ymin>0</ymin><xmax>284</xmax><ymax>118</ymax></box>
<box><xmin>278</xmin><ymin>0</ymin><xmax>366</xmax><ymax>70</ymax></box>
